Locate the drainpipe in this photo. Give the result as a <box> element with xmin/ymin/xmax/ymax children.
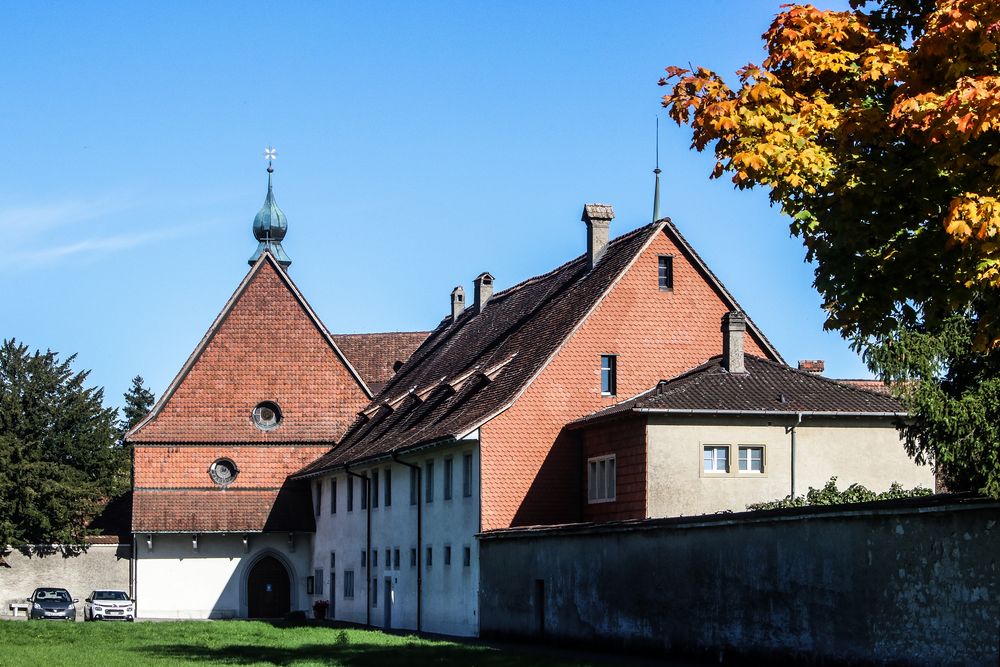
<box><xmin>789</xmin><ymin>413</ymin><xmax>803</xmax><ymax>499</ymax></box>
<box><xmin>345</xmin><ymin>465</ymin><xmax>371</xmax><ymax>628</ymax></box>
<box><xmin>392</xmin><ymin>452</ymin><xmax>422</xmax><ymax>634</ymax></box>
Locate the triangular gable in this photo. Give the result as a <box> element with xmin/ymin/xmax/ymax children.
<box><xmin>128</xmin><ymin>250</ymin><xmax>372</xmax><ymax>442</ymax></box>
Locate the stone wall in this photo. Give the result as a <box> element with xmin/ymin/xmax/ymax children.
<box><xmin>479</xmin><ymin>496</ymin><xmax>1000</xmax><ymax>666</ymax></box>
<box><xmin>0</xmin><ymin>542</ymin><xmax>132</xmax><ymax>618</ymax></box>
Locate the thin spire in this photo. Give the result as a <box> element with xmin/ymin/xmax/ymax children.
<box><xmin>652</xmin><ymin>117</ymin><xmax>662</xmax><ymax>222</ymax></box>
<box><xmin>249</xmin><ymin>146</ymin><xmax>292</xmax><ymax>268</ymax></box>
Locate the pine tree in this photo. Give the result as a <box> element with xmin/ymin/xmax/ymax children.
<box><xmin>121</xmin><ymin>375</ymin><xmax>155</xmax><ymax>436</ymax></box>
<box><xmin>0</xmin><ymin>339</ymin><xmax>127</xmax><ymax>547</ymax></box>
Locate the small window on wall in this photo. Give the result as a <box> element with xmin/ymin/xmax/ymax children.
<box><xmin>393</xmin><ymin>549</ymin><xmax>400</xmax><ymax>570</ymax></box>
<box><xmin>425</xmin><ymin>460</ymin><xmax>435</xmax><ymax>503</ymax></box>
<box><xmin>384</xmin><ymin>466</ymin><xmax>392</xmax><ymax>507</ymax></box>
<box><xmin>600</xmin><ymin>355</ymin><xmax>617</xmax><ymax>396</ymax></box>
<box><xmin>658</xmin><ymin>255</ymin><xmax>674</xmax><ymax>291</ymax></box>
<box><xmin>314</xmin><ymin>482</ymin><xmax>322</xmax><ymax>517</ymax></box>
<box><xmin>314</xmin><ymin>568</ymin><xmax>324</xmax><ymax>596</ymax></box>
<box><xmin>371</xmin><ymin>577</ymin><xmax>378</xmax><ymax>608</ymax></box>
<box><xmin>361</xmin><ymin>550</ymin><xmax>367</xmax><ymax>567</ymax></box>
<box><xmin>347</xmin><ymin>477</ymin><xmax>354</xmax><ymax>512</ymax></box>
<box><xmin>409</xmin><ymin>467</ymin><xmax>419</xmax><ymax>505</ymax></box>
<box><xmin>462</xmin><ymin>453</ymin><xmax>473</xmax><ymax>498</ymax></box>
<box><xmin>444</xmin><ymin>458</ymin><xmax>453</xmax><ymax>500</ymax></box>
<box><xmin>410</xmin><ymin>548</ymin><xmax>417</xmax><ymax>567</ymax></box>
<box><xmin>343</xmin><ymin>570</ymin><xmax>355</xmax><ymax>599</ymax></box>
<box><xmin>372</xmin><ymin>470</ymin><xmax>379</xmax><ymax>509</ymax></box>
<box><xmin>739</xmin><ymin>446</ymin><xmax>764</xmax><ymax>473</ymax></box>
<box><xmin>587</xmin><ymin>455</ymin><xmax>616</xmax><ymax>503</ymax></box>
<box><xmin>331</xmin><ymin>478</ymin><xmax>337</xmax><ymax>514</ymax></box>
<box><xmin>463</xmin><ymin>546</ymin><xmax>471</xmax><ymax>567</ymax></box>
<box><xmin>704</xmin><ymin>446</ymin><xmax>729</xmax><ymax>473</ymax></box>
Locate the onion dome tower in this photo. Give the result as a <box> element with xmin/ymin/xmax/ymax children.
<box><xmin>248</xmin><ymin>147</ymin><xmax>291</xmax><ymax>268</ymax></box>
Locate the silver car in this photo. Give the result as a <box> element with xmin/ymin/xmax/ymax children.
<box><xmin>84</xmin><ymin>590</ymin><xmax>135</xmax><ymax>621</ymax></box>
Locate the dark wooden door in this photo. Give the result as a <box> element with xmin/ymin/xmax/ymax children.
<box><xmin>247</xmin><ymin>556</ymin><xmax>290</xmax><ymax>618</ymax></box>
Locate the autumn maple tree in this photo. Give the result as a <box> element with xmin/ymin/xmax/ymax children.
<box><xmin>660</xmin><ymin>0</ymin><xmax>1000</xmax><ymax>495</ymax></box>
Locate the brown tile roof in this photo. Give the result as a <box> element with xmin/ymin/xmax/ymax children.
<box><xmin>295</xmin><ymin>219</ymin><xmax>781</xmax><ymax>478</ymax></box>
<box><xmin>331</xmin><ymin>332</ymin><xmax>430</xmax><ymax>394</ymax></box>
<box><xmin>837</xmin><ymin>379</ymin><xmax>893</xmax><ymax>395</ymax></box>
<box><xmin>570</xmin><ymin>355</ymin><xmax>904</xmax><ymax>426</ymax></box>
<box><xmin>132</xmin><ymin>483</ymin><xmax>314</xmax><ymax>533</ymax></box>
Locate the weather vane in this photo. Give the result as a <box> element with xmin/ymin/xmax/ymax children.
<box><xmin>264</xmin><ymin>146</ymin><xmax>277</xmax><ymax>173</ymax></box>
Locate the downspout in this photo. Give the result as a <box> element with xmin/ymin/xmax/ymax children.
<box><xmin>345</xmin><ymin>465</ymin><xmax>371</xmax><ymax>628</ymax></box>
<box><xmin>790</xmin><ymin>413</ymin><xmax>802</xmax><ymax>499</ymax></box>
<box><xmin>392</xmin><ymin>453</ymin><xmax>422</xmax><ymax>634</ymax></box>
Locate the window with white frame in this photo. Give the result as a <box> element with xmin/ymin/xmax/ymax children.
<box><xmin>739</xmin><ymin>446</ymin><xmax>764</xmax><ymax>473</ymax></box>
<box><xmin>703</xmin><ymin>445</ymin><xmax>729</xmax><ymax>473</ymax></box>
<box><xmin>600</xmin><ymin>355</ymin><xmax>617</xmax><ymax>396</ymax></box>
<box><xmin>587</xmin><ymin>454</ymin><xmax>616</xmax><ymax>503</ymax></box>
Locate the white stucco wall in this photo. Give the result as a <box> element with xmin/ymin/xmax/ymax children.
<box><xmin>310</xmin><ymin>439</ymin><xmax>481</xmax><ymax>636</ymax></box>
<box><xmin>134</xmin><ymin>532</ymin><xmax>312</xmax><ymax>619</ymax></box>
<box><xmin>646</xmin><ymin>415</ymin><xmax>934</xmax><ymax>518</ymax></box>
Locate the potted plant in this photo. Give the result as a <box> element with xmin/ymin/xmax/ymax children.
<box><xmin>312</xmin><ymin>599</ymin><xmax>329</xmax><ymax>620</ymax></box>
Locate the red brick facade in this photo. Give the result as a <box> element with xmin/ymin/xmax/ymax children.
<box><xmin>480</xmin><ymin>227</ymin><xmax>772</xmax><ymax>529</ymax></box>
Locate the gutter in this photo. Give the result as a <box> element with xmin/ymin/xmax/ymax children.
<box><xmin>789</xmin><ymin>412</ymin><xmax>802</xmax><ymax>499</ymax></box>
<box><xmin>634</xmin><ymin>409</ymin><xmax>906</xmax><ymax>418</ymax></box>
<box><xmin>345</xmin><ymin>465</ymin><xmax>371</xmax><ymax>628</ymax></box>
<box><xmin>392</xmin><ymin>453</ymin><xmax>423</xmax><ymax>633</ymax></box>
<box><xmin>293</xmin><ymin>436</ymin><xmax>459</xmax><ymax>482</ymax></box>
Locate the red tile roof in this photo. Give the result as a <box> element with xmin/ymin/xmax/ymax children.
<box><xmin>132</xmin><ymin>484</ymin><xmax>314</xmax><ymax>533</ymax></box>
<box><xmin>331</xmin><ymin>332</ymin><xmax>429</xmax><ymax>394</ymax></box>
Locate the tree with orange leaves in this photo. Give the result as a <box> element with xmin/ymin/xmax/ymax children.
<box><xmin>661</xmin><ymin>0</ymin><xmax>1000</xmax><ymax>496</ymax></box>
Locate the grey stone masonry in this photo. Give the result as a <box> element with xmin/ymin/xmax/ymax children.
<box><xmin>581</xmin><ymin>203</ymin><xmax>614</xmax><ymax>270</ymax></box>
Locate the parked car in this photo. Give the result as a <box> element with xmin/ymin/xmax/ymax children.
<box><xmin>84</xmin><ymin>590</ymin><xmax>136</xmax><ymax>621</ymax></box>
<box><xmin>27</xmin><ymin>588</ymin><xmax>78</xmax><ymax>621</ymax></box>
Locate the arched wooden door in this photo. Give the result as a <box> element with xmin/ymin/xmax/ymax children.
<box><xmin>247</xmin><ymin>556</ymin><xmax>291</xmax><ymax>618</ymax></box>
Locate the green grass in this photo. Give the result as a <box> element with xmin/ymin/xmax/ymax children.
<box><xmin>0</xmin><ymin>620</ymin><xmax>600</xmax><ymax>666</ymax></box>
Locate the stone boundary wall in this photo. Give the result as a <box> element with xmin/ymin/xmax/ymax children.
<box><xmin>0</xmin><ymin>543</ymin><xmax>132</xmax><ymax>618</ymax></box>
<box><xmin>478</xmin><ymin>496</ymin><xmax>999</xmax><ymax>666</ymax></box>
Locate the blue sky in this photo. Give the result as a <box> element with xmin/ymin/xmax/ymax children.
<box><xmin>4</xmin><ymin>0</ymin><xmax>862</xmax><ymax>410</ymax></box>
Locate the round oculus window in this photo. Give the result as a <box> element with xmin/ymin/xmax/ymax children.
<box><xmin>209</xmin><ymin>458</ymin><xmax>239</xmax><ymax>485</ymax></box>
<box><xmin>252</xmin><ymin>401</ymin><xmax>282</xmax><ymax>431</ymax></box>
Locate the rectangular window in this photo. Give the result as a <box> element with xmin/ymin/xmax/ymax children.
<box><xmin>361</xmin><ymin>550</ymin><xmax>367</xmax><ymax>568</ymax></box>
<box><xmin>314</xmin><ymin>568</ymin><xmax>324</xmax><ymax>596</ymax></box>
<box><xmin>462</xmin><ymin>453</ymin><xmax>473</xmax><ymax>497</ymax></box>
<box><xmin>658</xmin><ymin>255</ymin><xmax>674</xmax><ymax>290</ymax></box>
<box><xmin>410</xmin><ymin>548</ymin><xmax>417</xmax><ymax>568</ymax></box>
<box><xmin>372</xmin><ymin>577</ymin><xmax>378</xmax><ymax>608</ymax></box>
<box><xmin>373</xmin><ymin>549</ymin><xmax>378</xmax><ymax>567</ymax></box>
<box><xmin>587</xmin><ymin>454</ymin><xmax>616</xmax><ymax>503</ymax></box>
<box><xmin>444</xmin><ymin>458</ymin><xmax>453</xmax><ymax>500</ymax></box>
<box><xmin>704</xmin><ymin>445</ymin><xmax>730</xmax><ymax>473</ymax></box>
<box><xmin>330</xmin><ymin>551</ymin><xmax>336</xmax><ymax>571</ymax></box>
<box><xmin>361</xmin><ymin>476</ymin><xmax>368</xmax><ymax>510</ymax></box>
<box><xmin>444</xmin><ymin>545</ymin><xmax>451</xmax><ymax>566</ymax></box>
<box><xmin>463</xmin><ymin>546</ymin><xmax>471</xmax><ymax>567</ymax></box>
<box><xmin>347</xmin><ymin>477</ymin><xmax>354</xmax><ymax>512</ymax></box>
<box><xmin>343</xmin><ymin>570</ymin><xmax>355</xmax><ymax>599</ymax></box>
<box><xmin>426</xmin><ymin>546</ymin><xmax>433</xmax><ymax>568</ymax></box>
<box><xmin>600</xmin><ymin>355</ymin><xmax>617</xmax><ymax>396</ymax></box>
<box><xmin>425</xmin><ymin>460</ymin><xmax>435</xmax><ymax>503</ymax></box>
<box><xmin>739</xmin><ymin>446</ymin><xmax>764</xmax><ymax>473</ymax></box>
<box><xmin>314</xmin><ymin>482</ymin><xmax>322</xmax><ymax>516</ymax></box>
<box><xmin>409</xmin><ymin>467</ymin><xmax>419</xmax><ymax>505</ymax></box>
<box><xmin>331</xmin><ymin>478</ymin><xmax>337</xmax><ymax>514</ymax></box>
<box><xmin>393</xmin><ymin>548</ymin><xmax>400</xmax><ymax>570</ymax></box>
<box><xmin>384</xmin><ymin>467</ymin><xmax>392</xmax><ymax>507</ymax></box>
<box><xmin>372</xmin><ymin>470</ymin><xmax>379</xmax><ymax>509</ymax></box>
<box><xmin>385</xmin><ymin>549</ymin><xmax>390</xmax><ymax>568</ymax></box>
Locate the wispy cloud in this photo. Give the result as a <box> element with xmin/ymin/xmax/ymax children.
<box><xmin>11</xmin><ymin>228</ymin><xmax>186</xmax><ymax>267</ymax></box>
<box><xmin>2</xmin><ymin>197</ymin><xmax>136</xmax><ymax>239</ymax></box>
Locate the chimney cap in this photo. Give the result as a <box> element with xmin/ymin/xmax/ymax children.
<box><xmin>581</xmin><ymin>204</ymin><xmax>615</xmax><ymax>222</ymax></box>
<box><xmin>474</xmin><ymin>272</ymin><xmax>494</xmax><ymax>284</ymax></box>
<box><xmin>797</xmin><ymin>360</ymin><xmax>825</xmax><ymax>373</ymax></box>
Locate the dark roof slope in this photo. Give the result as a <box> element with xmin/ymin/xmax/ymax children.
<box><xmin>332</xmin><ymin>331</ymin><xmax>429</xmax><ymax>394</ymax></box>
<box><xmin>295</xmin><ymin>219</ymin><xmax>780</xmax><ymax>478</ymax></box>
<box><xmin>571</xmin><ymin>355</ymin><xmax>903</xmax><ymax>426</ymax></box>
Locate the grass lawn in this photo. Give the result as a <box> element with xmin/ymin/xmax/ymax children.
<box><xmin>0</xmin><ymin>620</ymin><xmax>605</xmax><ymax>666</ymax></box>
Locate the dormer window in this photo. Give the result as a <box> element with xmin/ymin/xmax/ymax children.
<box><xmin>252</xmin><ymin>401</ymin><xmax>282</xmax><ymax>431</ymax></box>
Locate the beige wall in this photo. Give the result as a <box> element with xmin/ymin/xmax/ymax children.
<box><xmin>646</xmin><ymin>415</ymin><xmax>934</xmax><ymax>517</ymax></box>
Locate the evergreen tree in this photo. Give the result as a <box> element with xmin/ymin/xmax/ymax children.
<box><xmin>121</xmin><ymin>375</ymin><xmax>154</xmax><ymax>436</ymax></box>
<box><xmin>0</xmin><ymin>339</ymin><xmax>127</xmax><ymax>547</ymax></box>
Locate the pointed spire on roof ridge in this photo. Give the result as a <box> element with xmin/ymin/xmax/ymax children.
<box><xmin>249</xmin><ymin>146</ymin><xmax>292</xmax><ymax>268</ymax></box>
<box><xmin>653</xmin><ymin>116</ymin><xmax>662</xmax><ymax>223</ymax></box>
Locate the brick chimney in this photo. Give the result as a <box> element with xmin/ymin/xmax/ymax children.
<box><xmin>473</xmin><ymin>272</ymin><xmax>494</xmax><ymax>314</ymax></box>
<box><xmin>722</xmin><ymin>311</ymin><xmax>746</xmax><ymax>374</ymax></box>
<box><xmin>797</xmin><ymin>360</ymin><xmax>825</xmax><ymax>374</ymax></box>
<box><xmin>581</xmin><ymin>204</ymin><xmax>614</xmax><ymax>270</ymax></box>
<box><xmin>451</xmin><ymin>286</ymin><xmax>465</xmax><ymax>322</ymax></box>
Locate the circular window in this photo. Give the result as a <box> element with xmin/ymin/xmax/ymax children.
<box><xmin>252</xmin><ymin>401</ymin><xmax>282</xmax><ymax>431</ymax></box>
<box><xmin>209</xmin><ymin>458</ymin><xmax>239</xmax><ymax>486</ymax></box>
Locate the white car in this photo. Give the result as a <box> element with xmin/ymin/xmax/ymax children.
<box><xmin>84</xmin><ymin>590</ymin><xmax>135</xmax><ymax>621</ymax></box>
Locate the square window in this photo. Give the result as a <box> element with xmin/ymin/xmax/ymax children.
<box><xmin>463</xmin><ymin>546</ymin><xmax>471</xmax><ymax>567</ymax></box>
<box><xmin>658</xmin><ymin>255</ymin><xmax>674</xmax><ymax>290</ymax></box>
<box><xmin>462</xmin><ymin>453</ymin><xmax>473</xmax><ymax>498</ymax></box>
<box><xmin>739</xmin><ymin>446</ymin><xmax>764</xmax><ymax>473</ymax></box>
<box><xmin>600</xmin><ymin>355</ymin><xmax>617</xmax><ymax>396</ymax></box>
<box><xmin>587</xmin><ymin>455</ymin><xmax>616</xmax><ymax>503</ymax></box>
<box><xmin>704</xmin><ymin>446</ymin><xmax>729</xmax><ymax>473</ymax></box>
